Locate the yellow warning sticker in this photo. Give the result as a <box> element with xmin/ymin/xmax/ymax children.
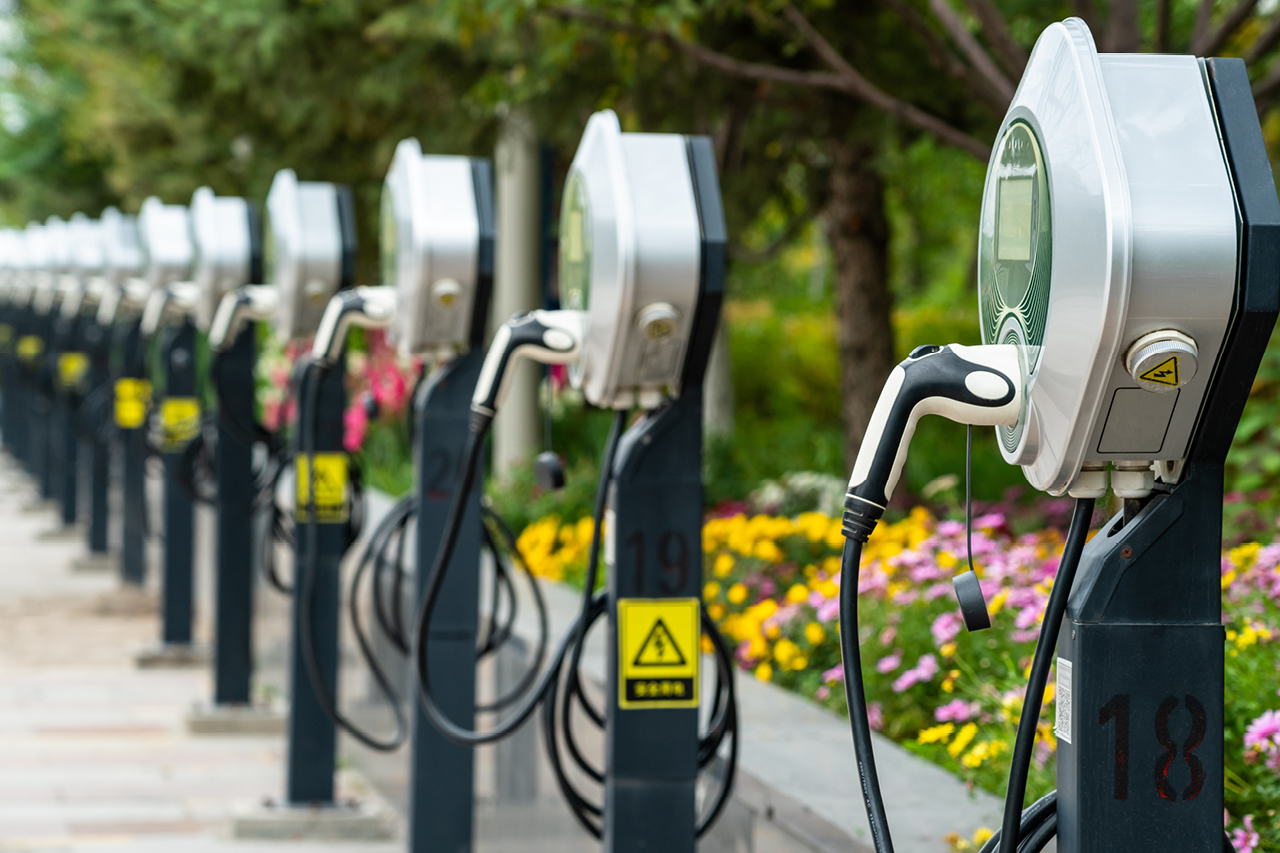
<box><xmin>159</xmin><ymin>397</ymin><xmax>202</xmax><ymax>451</ymax></box>
<box><xmin>57</xmin><ymin>352</ymin><xmax>90</xmax><ymax>390</ymax></box>
<box><xmin>295</xmin><ymin>453</ymin><xmax>350</xmax><ymax>524</ymax></box>
<box><xmin>114</xmin><ymin>378</ymin><xmax>152</xmax><ymax>429</ymax></box>
<box><xmin>1139</xmin><ymin>355</ymin><xmax>1180</xmax><ymax>387</ymax></box>
<box><xmin>16</xmin><ymin>335</ymin><xmax>43</xmax><ymax>363</ymax></box>
<box><xmin>617</xmin><ymin>597</ymin><xmax>700</xmax><ymax>710</ymax></box>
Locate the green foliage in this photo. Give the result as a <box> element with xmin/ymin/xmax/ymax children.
<box><xmin>359</xmin><ymin>417</ymin><xmax>413</xmax><ymax>497</ymax></box>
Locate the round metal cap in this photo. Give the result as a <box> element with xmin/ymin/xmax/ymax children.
<box><xmin>1126</xmin><ymin>331</ymin><xmax>1198</xmax><ymax>394</ymax></box>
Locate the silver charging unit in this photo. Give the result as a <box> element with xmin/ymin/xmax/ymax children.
<box><xmin>981</xmin><ymin>22</ymin><xmax>1280</xmax><ymax>853</ymax></box>
<box><xmin>67</xmin><ymin>214</ymin><xmax>114</xmax><ymax>561</ymax></box>
<box><xmin>834</xmin><ymin>19</ymin><xmax>1280</xmax><ymax>853</ymax></box>
<box><xmin>191</xmin><ymin>187</ymin><xmax>266</xmax><ymax>712</ymax></box>
<box><xmin>137</xmin><ymin>196</ymin><xmax>203</xmax><ymax>661</ymax></box>
<box><xmin>264</xmin><ymin>167</ymin><xmax>361</xmax><ymax>810</ymax></box>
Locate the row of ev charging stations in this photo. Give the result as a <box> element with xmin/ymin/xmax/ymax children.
<box><xmin>0</xmin><ymin>17</ymin><xmax>1272</xmax><ymax>852</ymax></box>
<box><xmin>837</xmin><ymin>19</ymin><xmax>1280</xmax><ymax>853</ymax></box>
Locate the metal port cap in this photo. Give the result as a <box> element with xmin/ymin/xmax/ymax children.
<box><xmin>1126</xmin><ymin>331</ymin><xmax>1198</xmax><ymax>394</ymax></box>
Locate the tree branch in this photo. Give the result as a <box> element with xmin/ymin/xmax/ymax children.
<box><xmin>1193</xmin><ymin>0</ymin><xmax>1216</xmax><ymax>53</ymax></box>
<box><xmin>960</xmin><ymin>0</ymin><xmax>1026</xmax><ymax>78</ymax></box>
<box><xmin>778</xmin><ymin>4</ymin><xmax>991</xmax><ymax>158</ymax></box>
<box><xmin>878</xmin><ymin>0</ymin><xmax>1012</xmax><ymax>113</ymax></box>
<box><xmin>541</xmin><ymin>6</ymin><xmax>991</xmax><ymax>160</ymax></box>
<box><xmin>927</xmin><ymin>0</ymin><xmax>1015</xmax><ymax>103</ymax></box>
<box><xmin>1195</xmin><ymin>0</ymin><xmax>1261</xmax><ymax>55</ymax></box>
<box><xmin>1105</xmin><ymin>0</ymin><xmax>1141</xmax><ymax>52</ymax></box>
<box><xmin>1244</xmin><ymin>12</ymin><xmax>1280</xmax><ymax>63</ymax></box>
<box><xmin>1155</xmin><ymin>0</ymin><xmax>1172</xmax><ymax>52</ymax></box>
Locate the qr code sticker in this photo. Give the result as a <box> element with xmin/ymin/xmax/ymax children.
<box><xmin>1055</xmin><ymin>657</ymin><xmax>1073</xmax><ymax>745</ymax></box>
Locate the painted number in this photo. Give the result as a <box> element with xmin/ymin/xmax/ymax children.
<box><xmin>625</xmin><ymin>531</ymin><xmax>691</xmax><ymax>595</ymax></box>
<box><xmin>1098</xmin><ymin>694</ymin><xmax>1207</xmax><ymax>802</ymax></box>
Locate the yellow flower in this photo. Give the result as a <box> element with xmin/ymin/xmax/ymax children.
<box><xmin>937</xmin><ymin>551</ymin><xmax>958</xmax><ymax>569</ymax></box>
<box><xmin>973</xmin><ymin>828</ymin><xmax>994</xmax><ymax>846</ymax></box>
<box><xmin>754</xmin><ymin>540</ymin><xmax>785</xmax><ymax>562</ymax></box>
<box><xmin>766</xmin><ymin>624</ymin><xmax>781</xmax><ymax>639</ymax></box>
<box><xmin>805</xmin><ymin>622</ymin><xmax>826</xmax><ymax>645</ymax></box>
<box><xmin>1222</xmin><ymin>570</ymin><xmax>1237</xmax><ymax>590</ymax></box>
<box><xmin>755</xmin><ymin>662</ymin><xmax>773</xmax><ymax>682</ymax></box>
<box><xmin>918</xmin><ymin>723</ymin><xmax>955</xmax><ymax>745</ymax></box>
<box><xmin>940</xmin><ymin>642</ymin><xmax>958</xmax><ymax>658</ymax></box>
<box><xmin>988</xmin><ymin>589</ymin><xmax>1009</xmax><ymax>616</ymax></box>
<box><xmin>1230</xmin><ymin>541</ymin><xmax>1261</xmax><ymax>569</ymax></box>
<box><xmin>703</xmin><ymin>582</ymin><xmax>721</xmax><ymax>602</ymax></box>
<box><xmin>773</xmin><ymin>638</ymin><xmax>800</xmax><ymax>667</ymax></box>
<box><xmin>791</xmin><ymin>655</ymin><xmax>808</xmax><ymax>670</ymax></box>
<box><xmin>727</xmin><ymin>583</ymin><xmax>748</xmax><ymax>605</ymax></box>
<box><xmin>948</xmin><ymin>723</ymin><xmax>978</xmax><ymax>758</ymax></box>
<box><xmin>942</xmin><ymin>669</ymin><xmax>960</xmax><ymax>693</ymax></box>
<box><xmin>713</xmin><ymin>553</ymin><xmax>734</xmax><ymax>578</ymax></box>
<box><xmin>707</xmin><ymin>604</ymin><xmax>726</xmax><ymax>621</ymax></box>
<box><xmin>786</xmin><ymin>583</ymin><xmax>809</xmax><ymax>604</ymax></box>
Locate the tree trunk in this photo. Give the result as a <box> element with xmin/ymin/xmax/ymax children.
<box><xmin>825</xmin><ymin>140</ymin><xmax>895</xmax><ymax>472</ymax></box>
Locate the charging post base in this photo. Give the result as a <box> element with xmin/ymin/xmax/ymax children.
<box><xmin>604</xmin><ymin>389</ymin><xmax>704</xmax><ymax>853</ymax></box>
<box><xmin>85</xmin><ymin>319</ymin><xmax>111</xmax><ymax>557</ymax></box>
<box><xmin>114</xmin><ymin>316</ymin><xmax>148</xmax><ymax>587</ymax></box>
<box><xmin>285</xmin><ymin>355</ymin><xmax>347</xmax><ymax>806</ymax></box>
<box><xmin>50</xmin><ymin>313</ymin><xmax>80</xmax><ymax>529</ymax></box>
<box><xmin>211</xmin><ymin>324</ymin><xmax>256</xmax><ymax>706</ymax></box>
<box><xmin>408</xmin><ymin>350</ymin><xmax>483</xmax><ymax>853</ymax></box>
<box><xmin>155</xmin><ymin>320</ymin><xmax>198</xmax><ymax>650</ymax></box>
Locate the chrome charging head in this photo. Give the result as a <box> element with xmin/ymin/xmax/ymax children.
<box><xmin>190</xmin><ymin>187</ymin><xmax>260</xmax><ymax>332</ymax></box>
<box><xmin>561</xmin><ymin>109</ymin><xmax>725</xmax><ymax>410</ymax></box>
<box><xmin>265</xmin><ymin>168</ymin><xmax>356</xmax><ymax>341</ymax></box>
<box><xmin>138</xmin><ymin>197</ymin><xmax>194</xmax><ymax>291</ymax></box>
<box><xmin>381</xmin><ymin>138</ymin><xmax>492</xmax><ymax>357</ymax></box>
<box><xmin>978</xmin><ymin>18</ymin><xmax>1238</xmax><ymax>496</ymax></box>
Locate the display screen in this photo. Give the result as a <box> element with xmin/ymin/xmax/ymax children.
<box><xmin>559</xmin><ymin>172</ymin><xmax>591</xmax><ymax>312</ymax></box>
<box><xmin>997</xmin><ymin>177</ymin><xmax>1033</xmax><ymax>262</ymax></box>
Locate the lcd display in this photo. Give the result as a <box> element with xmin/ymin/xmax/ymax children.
<box><xmin>997</xmin><ymin>177</ymin><xmax>1034</xmax><ymax>262</ymax></box>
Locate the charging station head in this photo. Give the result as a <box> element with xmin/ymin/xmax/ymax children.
<box><xmin>138</xmin><ymin>197</ymin><xmax>194</xmax><ymax>291</ymax></box>
<box><xmin>190</xmin><ymin>187</ymin><xmax>259</xmax><ymax>332</ymax></box>
<box><xmin>381</xmin><ymin>138</ymin><xmax>492</xmax><ymax>357</ymax></box>
<box><xmin>561</xmin><ymin>109</ymin><xmax>725</xmax><ymax>410</ymax></box>
<box><xmin>266</xmin><ymin>168</ymin><xmax>356</xmax><ymax>341</ymax></box>
<box><xmin>69</xmin><ymin>213</ymin><xmax>106</xmax><ymax>281</ymax></box>
<box><xmin>100</xmin><ymin>207</ymin><xmax>145</xmax><ymax>286</ymax></box>
<box><xmin>979</xmin><ymin>18</ymin><xmax>1238</xmax><ymax>495</ymax></box>
<box><xmin>45</xmin><ymin>216</ymin><xmax>73</xmax><ymax>278</ymax></box>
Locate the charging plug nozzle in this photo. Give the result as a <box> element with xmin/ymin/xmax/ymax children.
<box><xmin>842</xmin><ymin>343</ymin><xmax>1022</xmax><ymax>543</ymax></box>
<box><xmin>470</xmin><ymin>309</ymin><xmax>585</xmax><ymax>432</ymax></box>
<box><xmin>310</xmin><ymin>287</ymin><xmax>397</xmax><ymax>368</ymax></box>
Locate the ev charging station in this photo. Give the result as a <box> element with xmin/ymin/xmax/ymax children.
<box><xmin>837</xmin><ymin>19</ymin><xmax>1279</xmax><ymax>853</ymax></box>
<box><xmin>187</xmin><ymin>187</ymin><xmax>265</xmax><ymax>711</ymax></box>
<box><xmin>25</xmin><ymin>221</ymin><xmax>57</xmax><ymax>506</ymax></box>
<box><xmin>0</xmin><ymin>229</ymin><xmax>26</xmax><ymax>461</ymax></box>
<box><xmin>304</xmin><ymin>137</ymin><xmax>495</xmax><ymax>851</ymax></box>
<box><xmin>65</xmin><ymin>214</ymin><xmax>114</xmax><ymax>563</ymax></box>
<box><xmin>135</xmin><ymin>196</ymin><xmax>202</xmax><ymax>660</ymax></box>
<box><xmin>262</xmin><ymin>167</ymin><xmax>361</xmax><ymax>808</ymax></box>
<box><xmin>413</xmin><ymin>109</ymin><xmax>738</xmax><ymax>853</ymax></box>
<box><xmin>44</xmin><ymin>215</ymin><xmax>85</xmax><ymax>534</ymax></box>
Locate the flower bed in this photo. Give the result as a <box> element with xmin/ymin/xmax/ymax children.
<box><xmin>517</xmin><ymin>507</ymin><xmax>1280</xmax><ymax>851</ymax></box>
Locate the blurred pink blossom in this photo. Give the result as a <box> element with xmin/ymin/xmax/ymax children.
<box><xmin>876</xmin><ymin>651</ymin><xmax>903</xmax><ymax>674</ymax></box>
<box><xmin>892</xmin><ymin>654</ymin><xmax>939</xmax><ymax>693</ymax></box>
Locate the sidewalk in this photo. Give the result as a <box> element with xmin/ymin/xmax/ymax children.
<box><xmin>0</xmin><ymin>462</ymin><xmax>400</xmax><ymax>853</ymax></box>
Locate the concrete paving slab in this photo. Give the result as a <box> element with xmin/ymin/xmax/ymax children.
<box><xmin>185</xmin><ymin>702</ymin><xmax>287</xmax><ymax>736</ymax></box>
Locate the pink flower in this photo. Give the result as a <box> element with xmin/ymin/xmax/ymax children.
<box><xmin>879</xmin><ymin>626</ymin><xmax>897</xmax><ymax>646</ymax></box>
<box><xmin>343</xmin><ymin>400</ymin><xmax>369</xmax><ymax>453</ymax></box>
<box><xmin>931</xmin><ymin>611</ymin><xmax>963</xmax><ymax>647</ymax></box>
<box><xmin>816</xmin><ymin>599</ymin><xmax>840</xmax><ymax>622</ymax></box>
<box><xmin>937</xmin><ymin>520</ymin><xmax>963</xmax><ymax>537</ymax></box>
<box><xmin>1244</xmin><ymin>709</ymin><xmax>1280</xmax><ymax>752</ymax></box>
<box><xmin>866</xmin><ymin>702</ymin><xmax>884</xmax><ymax>731</ymax></box>
<box><xmin>821</xmin><ymin>665</ymin><xmax>845</xmax><ymax>684</ymax></box>
<box><xmin>815</xmin><ymin>685</ymin><xmax>830</xmax><ymax>701</ymax></box>
<box><xmin>935</xmin><ymin>699</ymin><xmax>978</xmax><ymax>723</ymax></box>
<box><xmin>876</xmin><ymin>651</ymin><xmax>903</xmax><ymax>674</ymax></box>
<box><xmin>1231</xmin><ymin>815</ymin><xmax>1259</xmax><ymax>853</ymax></box>
<box><xmin>892</xmin><ymin>654</ymin><xmax>939</xmax><ymax>692</ymax></box>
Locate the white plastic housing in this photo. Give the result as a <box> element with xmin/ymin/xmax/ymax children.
<box><xmin>266</xmin><ymin>168</ymin><xmax>346</xmax><ymax>340</ymax></box>
<box><xmin>978</xmin><ymin>19</ymin><xmax>1237</xmax><ymax>495</ymax></box>
<box><xmin>69</xmin><ymin>213</ymin><xmax>106</xmax><ymax>281</ymax></box>
<box><xmin>101</xmin><ymin>207</ymin><xmax>145</xmax><ymax>286</ymax></box>
<box><xmin>138</xmin><ymin>197</ymin><xmax>194</xmax><ymax>291</ymax></box>
<box><xmin>382</xmin><ymin>139</ymin><xmax>480</xmax><ymax>356</ymax></box>
<box><xmin>191</xmin><ymin>187</ymin><xmax>256</xmax><ymax>331</ymax></box>
<box><xmin>562</xmin><ymin>110</ymin><xmax>702</xmax><ymax>410</ymax></box>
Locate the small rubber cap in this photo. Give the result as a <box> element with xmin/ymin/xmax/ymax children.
<box><xmin>952</xmin><ymin>570</ymin><xmax>992</xmax><ymax>631</ymax></box>
<box><xmin>534</xmin><ymin>451</ymin><xmax>566</xmax><ymax>491</ymax></box>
